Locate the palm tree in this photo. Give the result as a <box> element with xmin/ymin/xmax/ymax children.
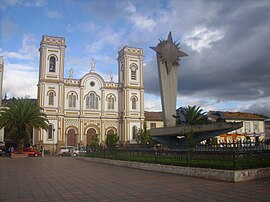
<box><xmin>0</xmin><ymin>98</ymin><xmax>49</xmax><ymax>149</ymax></box>
<box><xmin>182</xmin><ymin>105</ymin><xmax>206</xmax><ymax>156</ymax></box>
<box><xmin>183</xmin><ymin>105</ymin><xmax>206</xmax><ymax>125</ymax></box>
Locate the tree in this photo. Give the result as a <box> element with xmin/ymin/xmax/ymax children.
<box><xmin>90</xmin><ymin>135</ymin><xmax>100</xmax><ymax>151</ymax></box>
<box><xmin>135</xmin><ymin>122</ymin><xmax>153</xmax><ymax>145</ymax></box>
<box><xmin>0</xmin><ymin>98</ymin><xmax>49</xmax><ymax>149</ymax></box>
<box><xmin>105</xmin><ymin>134</ymin><xmax>119</xmax><ymax>149</ymax></box>
<box><xmin>181</xmin><ymin>105</ymin><xmax>206</xmax><ymax>150</ymax></box>
<box><xmin>183</xmin><ymin>105</ymin><xmax>206</xmax><ymax>125</ymax></box>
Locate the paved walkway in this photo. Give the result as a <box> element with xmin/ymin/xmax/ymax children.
<box><xmin>0</xmin><ymin>157</ymin><xmax>269</xmax><ymax>202</ymax></box>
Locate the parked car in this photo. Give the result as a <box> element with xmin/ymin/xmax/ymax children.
<box><xmin>14</xmin><ymin>148</ymin><xmax>42</xmax><ymax>157</ymax></box>
<box><xmin>59</xmin><ymin>146</ymin><xmax>75</xmax><ymax>156</ymax></box>
<box><xmin>73</xmin><ymin>146</ymin><xmax>88</xmax><ymax>156</ymax></box>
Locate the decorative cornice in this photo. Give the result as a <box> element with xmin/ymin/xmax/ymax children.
<box><xmin>41</xmin><ymin>35</ymin><xmax>66</xmax><ymax>47</ymax></box>
<box><xmin>118</xmin><ymin>46</ymin><xmax>143</xmax><ymax>59</ymax></box>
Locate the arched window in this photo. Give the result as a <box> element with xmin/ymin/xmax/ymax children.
<box><xmin>132</xmin><ymin>126</ymin><xmax>137</xmax><ymax>140</ymax></box>
<box><xmin>68</xmin><ymin>93</ymin><xmax>76</xmax><ymax>108</ymax></box>
<box><xmin>86</xmin><ymin>96</ymin><xmax>90</xmax><ymax>109</ymax></box>
<box><xmin>48</xmin><ymin>125</ymin><xmax>53</xmax><ymax>139</ymax></box>
<box><xmin>49</xmin><ymin>56</ymin><xmax>56</xmax><ymax>72</ymax></box>
<box><xmin>131</xmin><ymin>96</ymin><xmax>137</xmax><ymax>110</ymax></box>
<box><xmin>48</xmin><ymin>91</ymin><xmax>54</xmax><ymax>105</ymax></box>
<box><xmin>107</xmin><ymin>94</ymin><xmax>115</xmax><ymax>110</ymax></box>
<box><xmin>86</xmin><ymin>92</ymin><xmax>99</xmax><ymax>109</ymax></box>
<box><xmin>120</xmin><ymin>63</ymin><xmax>124</xmax><ymax>82</ymax></box>
<box><xmin>130</xmin><ymin>64</ymin><xmax>138</xmax><ymax>80</ymax></box>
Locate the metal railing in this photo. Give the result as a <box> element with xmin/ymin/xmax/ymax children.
<box><xmin>87</xmin><ymin>142</ymin><xmax>270</xmax><ymax>170</ymax></box>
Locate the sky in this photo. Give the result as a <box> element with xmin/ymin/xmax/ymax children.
<box><xmin>1</xmin><ymin>0</ymin><xmax>270</xmax><ymax>117</ymax></box>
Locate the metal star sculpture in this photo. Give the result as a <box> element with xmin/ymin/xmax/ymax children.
<box><xmin>151</xmin><ymin>32</ymin><xmax>188</xmax><ymax>74</ymax></box>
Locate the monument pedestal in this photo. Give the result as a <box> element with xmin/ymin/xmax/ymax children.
<box><xmin>151</xmin><ymin>122</ymin><xmax>243</xmax><ymax>149</ymax></box>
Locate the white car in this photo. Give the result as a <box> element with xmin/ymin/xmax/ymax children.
<box><xmin>59</xmin><ymin>146</ymin><xmax>75</xmax><ymax>156</ymax></box>
<box><xmin>73</xmin><ymin>146</ymin><xmax>88</xmax><ymax>156</ymax></box>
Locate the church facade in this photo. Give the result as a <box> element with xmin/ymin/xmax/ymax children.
<box><xmin>36</xmin><ymin>35</ymin><xmax>144</xmax><ymax>151</ymax></box>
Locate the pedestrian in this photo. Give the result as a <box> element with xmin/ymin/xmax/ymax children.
<box><xmin>8</xmin><ymin>147</ymin><xmax>11</xmax><ymax>156</ymax></box>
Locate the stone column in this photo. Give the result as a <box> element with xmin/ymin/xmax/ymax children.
<box><xmin>156</xmin><ymin>58</ymin><xmax>179</xmax><ymax>127</ymax></box>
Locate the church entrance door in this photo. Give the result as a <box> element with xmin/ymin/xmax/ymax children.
<box><xmin>86</xmin><ymin>128</ymin><xmax>96</xmax><ymax>145</ymax></box>
<box><xmin>67</xmin><ymin>129</ymin><xmax>76</xmax><ymax>146</ymax></box>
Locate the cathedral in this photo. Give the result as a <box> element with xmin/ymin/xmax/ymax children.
<box><xmin>36</xmin><ymin>35</ymin><xmax>145</xmax><ymax>151</ymax></box>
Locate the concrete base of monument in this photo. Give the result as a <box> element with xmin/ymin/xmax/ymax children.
<box><xmin>151</xmin><ymin>122</ymin><xmax>243</xmax><ymax>149</ymax></box>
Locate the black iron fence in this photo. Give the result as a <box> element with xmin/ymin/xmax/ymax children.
<box><xmin>87</xmin><ymin>142</ymin><xmax>270</xmax><ymax>170</ymax></box>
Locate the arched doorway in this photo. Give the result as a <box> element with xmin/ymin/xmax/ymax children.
<box><xmin>107</xmin><ymin>129</ymin><xmax>115</xmax><ymax>135</ymax></box>
<box><xmin>106</xmin><ymin>129</ymin><xmax>115</xmax><ymax>144</ymax></box>
<box><xmin>86</xmin><ymin>128</ymin><xmax>96</xmax><ymax>145</ymax></box>
<box><xmin>67</xmin><ymin>129</ymin><xmax>76</xmax><ymax>146</ymax></box>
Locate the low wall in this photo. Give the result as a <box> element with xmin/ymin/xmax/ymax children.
<box><xmin>77</xmin><ymin>157</ymin><xmax>270</xmax><ymax>182</ymax></box>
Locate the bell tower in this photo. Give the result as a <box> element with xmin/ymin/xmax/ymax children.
<box><xmin>39</xmin><ymin>35</ymin><xmax>66</xmax><ymax>82</ymax></box>
<box><xmin>37</xmin><ymin>36</ymin><xmax>66</xmax><ymax>146</ymax></box>
<box><xmin>117</xmin><ymin>46</ymin><xmax>145</xmax><ymax>143</ymax></box>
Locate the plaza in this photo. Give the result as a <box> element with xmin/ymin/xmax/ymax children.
<box><xmin>0</xmin><ymin>157</ymin><xmax>269</xmax><ymax>201</ymax></box>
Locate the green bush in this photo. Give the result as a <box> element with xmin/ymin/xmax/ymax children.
<box><xmin>105</xmin><ymin>134</ymin><xmax>119</xmax><ymax>149</ymax></box>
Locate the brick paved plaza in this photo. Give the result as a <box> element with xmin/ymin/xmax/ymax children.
<box><xmin>0</xmin><ymin>157</ymin><xmax>269</xmax><ymax>202</ymax></box>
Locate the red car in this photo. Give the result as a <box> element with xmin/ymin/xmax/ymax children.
<box><xmin>14</xmin><ymin>148</ymin><xmax>42</xmax><ymax>157</ymax></box>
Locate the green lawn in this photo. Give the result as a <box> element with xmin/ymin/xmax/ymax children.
<box><xmin>87</xmin><ymin>149</ymin><xmax>270</xmax><ymax>170</ymax></box>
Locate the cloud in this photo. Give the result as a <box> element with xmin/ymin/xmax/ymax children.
<box><xmin>3</xmin><ymin>0</ymin><xmax>24</xmax><ymax>6</ymax></box>
<box><xmin>1</xmin><ymin>34</ymin><xmax>39</xmax><ymax>99</ymax></box>
<box><xmin>1</xmin><ymin>0</ymin><xmax>270</xmax><ymax>118</ymax></box>
<box><xmin>80</xmin><ymin>1</ymin><xmax>122</xmax><ymax>23</ymax></box>
<box><xmin>144</xmin><ymin>94</ymin><xmax>162</xmax><ymax>111</ymax></box>
<box><xmin>2</xmin><ymin>62</ymin><xmax>38</xmax><ymax>99</ymax></box>
<box><xmin>1</xmin><ymin>0</ymin><xmax>46</xmax><ymax>9</ymax></box>
<box><xmin>143</xmin><ymin>0</ymin><xmax>270</xmax><ymax>117</ymax></box>
<box><xmin>125</xmin><ymin>2</ymin><xmax>156</xmax><ymax>31</ymax></box>
<box><xmin>33</xmin><ymin>0</ymin><xmax>46</xmax><ymax>7</ymax></box>
<box><xmin>85</xmin><ymin>29</ymin><xmax>125</xmax><ymax>54</ymax></box>
<box><xmin>0</xmin><ymin>19</ymin><xmax>18</xmax><ymax>41</ymax></box>
<box><xmin>45</xmin><ymin>10</ymin><xmax>63</xmax><ymax>19</ymax></box>
<box><xmin>184</xmin><ymin>27</ymin><xmax>224</xmax><ymax>52</ymax></box>
<box><xmin>66</xmin><ymin>21</ymin><xmax>97</xmax><ymax>33</ymax></box>
<box><xmin>0</xmin><ymin>34</ymin><xmax>39</xmax><ymax>60</ymax></box>
<box><xmin>239</xmin><ymin>97</ymin><xmax>270</xmax><ymax>117</ymax></box>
